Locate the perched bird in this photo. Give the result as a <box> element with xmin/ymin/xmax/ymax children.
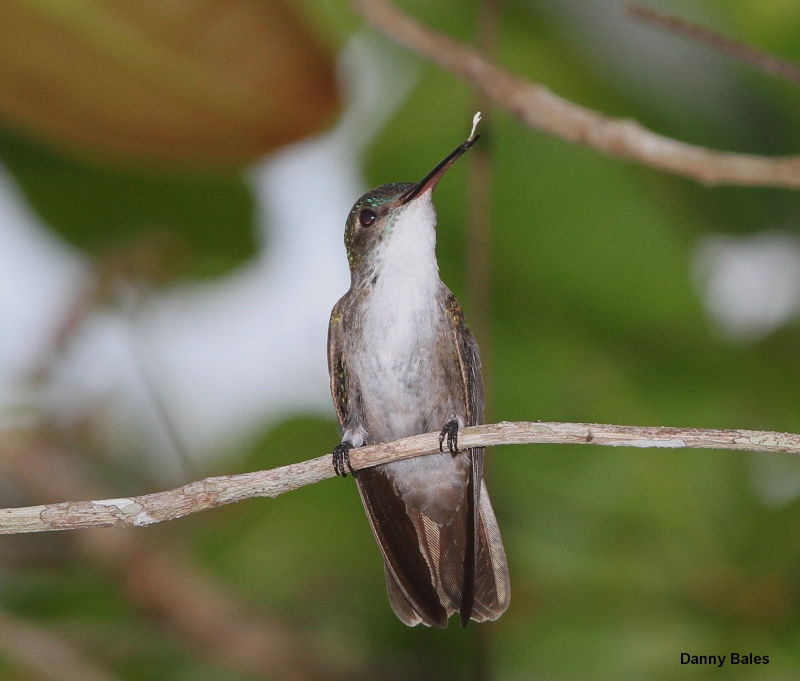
<box><xmin>327</xmin><ymin>116</ymin><xmax>510</xmax><ymax>628</ymax></box>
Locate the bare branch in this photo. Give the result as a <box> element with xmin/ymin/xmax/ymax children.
<box><xmin>1</xmin><ymin>421</ymin><xmax>799</xmax><ymax>535</ymax></box>
<box><xmin>626</xmin><ymin>3</ymin><xmax>800</xmax><ymax>87</ymax></box>
<box><xmin>351</xmin><ymin>0</ymin><xmax>800</xmax><ymax>188</ymax></box>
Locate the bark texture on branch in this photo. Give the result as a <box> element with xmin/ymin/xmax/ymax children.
<box><xmin>1</xmin><ymin>421</ymin><xmax>799</xmax><ymax>535</ymax></box>
<box><xmin>352</xmin><ymin>0</ymin><xmax>800</xmax><ymax>188</ymax></box>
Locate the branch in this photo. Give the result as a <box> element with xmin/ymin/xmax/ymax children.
<box><xmin>626</xmin><ymin>3</ymin><xmax>800</xmax><ymax>87</ymax></box>
<box><xmin>351</xmin><ymin>0</ymin><xmax>800</xmax><ymax>188</ymax></box>
<box><xmin>1</xmin><ymin>421</ymin><xmax>799</xmax><ymax>535</ymax></box>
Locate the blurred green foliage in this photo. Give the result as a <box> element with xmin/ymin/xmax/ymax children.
<box><xmin>0</xmin><ymin>130</ymin><xmax>256</xmax><ymax>279</ymax></box>
<box><xmin>3</xmin><ymin>0</ymin><xmax>800</xmax><ymax>679</ymax></box>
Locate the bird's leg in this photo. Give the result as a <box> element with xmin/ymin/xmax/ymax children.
<box><xmin>439</xmin><ymin>420</ymin><xmax>460</xmax><ymax>456</ymax></box>
<box><xmin>332</xmin><ymin>441</ymin><xmax>358</xmax><ymax>478</ymax></box>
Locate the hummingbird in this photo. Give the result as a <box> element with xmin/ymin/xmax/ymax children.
<box><xmin>327</xmin><ymin>115</ymin><xmax>510</xmax><ymax>628</ymax></box>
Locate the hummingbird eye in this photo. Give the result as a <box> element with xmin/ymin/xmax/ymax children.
<box><xmin>359</xmin><ymin>208</ymin><xmax>377</xmax><ymax>227</ymax></box>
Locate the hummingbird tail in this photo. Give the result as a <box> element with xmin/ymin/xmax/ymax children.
<box><xmin>384</xmin><ymin>565</ymin><xmax>424</xmax><ymax>627</ymax></box>
<box><xmin>460</xmin><ymin>451</ymin><xmax>477</xmax><ymax>628</ymax></box>
<box><xmin>357</xmin><ymin>464</ymin><xmax>509</xmax><ymax>627</ymax></box>
<box><xmin>357</xmin><ymin>467</ymin><xmax>449</xmax><ymax>628</ymax></box>
<box><xmin>471</xmin><ymin>481</ymin><xmax>511</xmax><ymax>622</ymax></box>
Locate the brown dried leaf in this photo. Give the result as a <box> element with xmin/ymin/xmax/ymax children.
<box><xmin>0</xmin><ymin>0</ymin><xmax>339</xmax><ymax>168</ymax></box>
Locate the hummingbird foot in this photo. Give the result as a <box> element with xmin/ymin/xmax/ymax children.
<box><xmin>438</xmin><ymin>420</ymin><xmax>460</xmax><ymax>456</ymax></box>
<box><xmin>333</xmin><ymin>441</ymin><xmax>358</xmax><ymax>478</ymax></box>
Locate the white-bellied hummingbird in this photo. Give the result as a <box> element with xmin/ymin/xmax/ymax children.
<box><xmin>327</xmin><ymin>114</ymin><xmax>509</xmax><ymax>628</ymax></box>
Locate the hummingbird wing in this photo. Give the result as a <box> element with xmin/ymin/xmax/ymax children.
<box><xmin>327</xmin><ymin>298</ymin><xmax>354</xmax><ymax>433</ymax></box>
<box><xmin>445</xmin><ymin>292</ymin><xmax>482</xmax><ymax>626</ymax></box>
<box><xmin>446</xmin><ymin>291</ymin><xmax>510</xmax><ymax>624</ymax></box>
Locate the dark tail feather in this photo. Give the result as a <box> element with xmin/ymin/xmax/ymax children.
<box><xmin>384</xmin><ymin>565</ymin><xmax>424</xmax><ymax>627</ymax></box>
<box><xmin>356</xmin><ymin>468</ymin><xmax>448</xmax><ymax>628</ymax></box>
<box><xmin>460</xmin><ymin>449</ymin><xmax>479</xmax><ymax>627</ymax></box>
<box><xmin>471</xmin><ymin>481</ymin><xmax>511</xmax><ymax>621</ymax></box>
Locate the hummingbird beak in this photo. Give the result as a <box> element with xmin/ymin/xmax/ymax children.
<box><xmin>400</xmin><ymin>134</ymin><xmax>480</xmax><ymax>205</ymax></box>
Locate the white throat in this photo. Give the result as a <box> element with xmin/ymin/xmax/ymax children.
<box><xmin>361</xmin><ymin>192</ymin><xmax>441</xmax><ymax>347</ymax></box>
<box><xmin>373</xmin><ymin>191</ymin><xmax>440</xmax><ymax>308</ymax></box>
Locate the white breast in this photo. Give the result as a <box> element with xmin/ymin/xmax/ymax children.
<box><xmin>352</xmin><ymin>193</ymin><xmax>444</xmax><ymax>441</ymax></box>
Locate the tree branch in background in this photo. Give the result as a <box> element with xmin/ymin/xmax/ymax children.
<box><xmin>626</xmin><ymin>3</ymin><xmax>800</xmax><ymax>87</ymax></box>
<box><xmin>351</xmin><ymin>0</ymin><xmax>800</xmax><ymax>189</ymax></box>
<box><xmin>0</xmin><ymin>421</ymin><xmax>799</xmax><ymax>535</ymax></box>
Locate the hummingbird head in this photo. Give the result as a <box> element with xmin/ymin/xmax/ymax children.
<box><xmin>343</xmin><ymin>134</ymin><xmax>480</xmax><ymax>278</ymax></box>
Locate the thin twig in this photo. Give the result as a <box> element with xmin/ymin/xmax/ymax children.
<box><xmin>0</xmin><ymin>421</ymin><xmax>799</xmax><ymax>535</ymax></box>
<box><xmin>351</xmin><ymin>0</ymin><xmax>800</xmax><ymax>188</ymax></box>
<box><xmin>120</xmin><ymin>287</ymin><xmax>198</xmax><ymax>480</ymax></box>
<box><xmin>626</xmin><ymin>3</ymin><xmax>800</xmax><ymax>86</ymax></box>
